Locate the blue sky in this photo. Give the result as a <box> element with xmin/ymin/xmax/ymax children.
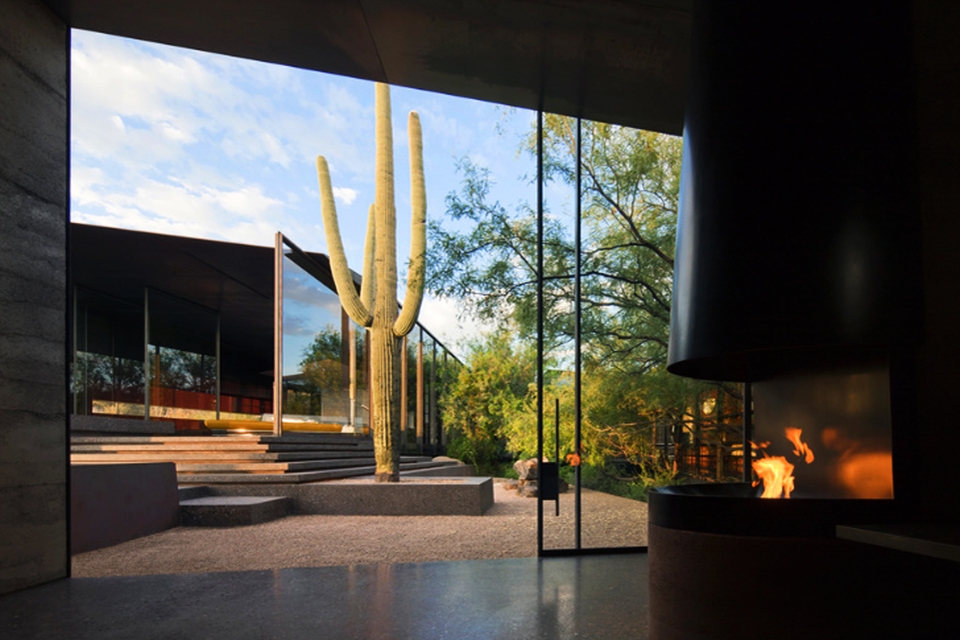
<box><xmin>70</xmin><ymin>29</ymin><xmax>549</xmax><ymax>355</ymax></box>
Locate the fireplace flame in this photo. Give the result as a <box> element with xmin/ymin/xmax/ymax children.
<box><xmin>753</xmin><ymin>456</ymin><xmax>796</xmax><ymax>498</ymax></box>
<box><xmin>785</xmin><ymin>427</ymin><xmax>814</xmax><ymax>464</ymax></box>
<box><xmin>752</xmin><ymin>427</ymin><xmax>814</xmax><ymax>498</ymax></box>
<box><xmin>821</xmin><ymin>427</ymin><xmax>893</xmax><ymax>498</ymax></box>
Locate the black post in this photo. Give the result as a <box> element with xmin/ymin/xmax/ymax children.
<box><xmin>574</xmin><ymin>117</ymin><xmax>582</xmax><ymax>549</ymax></box>
<box><xmin>536</xmin><ymin>108</ymin><xmax>544</xmax><ymax>555</ymax></box>
<box><xmin>555</xmin><ymin>396</ymin><xmax>560</xmax><ymax>516</ymax></box>
<box><xmin>742</xmin><ymin>382</ymin><xmax>752</xmax><ymax>483</ymax></box>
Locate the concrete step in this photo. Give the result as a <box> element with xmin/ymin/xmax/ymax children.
<box><xmin>172</xmin><ymin>455</ymin><xmax>434</xmax><ymax>475</ymax></box>
<box><xmin>179</xmin><ymin>496</ymin><xmax>290</xmax><ymax>527</ymax></box>
<box><xmin>71</xmin><ymin>441</ymin><xmax>373</xmax><ymax>453</ymax></box>
<box><xmin>70</xmin><ymin>450</ymin><xmax>376</xmax><ymax>462</ymax></box>
<box><xmin>177</xmin><ymin>460</ymin><xmax>461</xmax><ymax>485</ymax></box>
<box><xmin>72</xmin><ymin>434</ymin><xmax>374</xmax><ymax>447</ymax></box>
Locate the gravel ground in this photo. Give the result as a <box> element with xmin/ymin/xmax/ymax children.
<box><xmin>72</xmin><ymin>481</ymin><xmax>648</xmax><ymax>577</ymax></box>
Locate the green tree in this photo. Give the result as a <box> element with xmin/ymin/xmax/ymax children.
<box><xmin>299</xmin><ymin>324</ymin><xmax>343</xmax><ymax>392</ymax></box>
<box><xmin>429</xmin><ymin>116</ymin><xmax>743</xmax><ymax>490</ymax></box>
<box><xmin>429</xmin><ymin>117</ymin><xmax>681</xmax><ymax>373</ymax></box>
<box><xmin>443</xmin><ymin>328</ymin><xmax>536</xmax><ymax>474</ymax></box>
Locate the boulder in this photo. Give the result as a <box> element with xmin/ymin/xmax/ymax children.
<box><xmin>513</xmin><ymin>458</ymin><xmax>538</xmax><ymax>480</ymax></box>
<box><xmin>519</xmin><ymin>484</ymin><xmax>538</xmax><ymax>498</ymax></box>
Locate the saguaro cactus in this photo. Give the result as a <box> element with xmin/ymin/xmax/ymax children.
<box><xmin>316</xmin><ymin>83</ymin><xmax>426</xmax><ymax>482</ymax></box>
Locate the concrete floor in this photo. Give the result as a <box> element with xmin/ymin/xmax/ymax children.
<box><xmin>1</xmin><ymin>554</ymin><xmax>649</xmax><ymax>639</ymax></box>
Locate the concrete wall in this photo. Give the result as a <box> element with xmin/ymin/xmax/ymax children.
<box><xmin>0</xmin><ymin>0</ymin><xmax>68</xmax><ymax>595</ymax></box>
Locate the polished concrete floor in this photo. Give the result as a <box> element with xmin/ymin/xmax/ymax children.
<box><xmin>1</xmin><ymin>554</ymin><xmax>649</xmax><ymax>639</ymax></box>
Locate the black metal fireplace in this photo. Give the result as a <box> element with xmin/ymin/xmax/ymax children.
<box><xmin>647</xmin><ymin>2</ymin><xmax>960</xmax><ymax>639</ymax></box>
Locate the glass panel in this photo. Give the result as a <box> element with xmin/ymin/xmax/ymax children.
<box><xmin>538</xmin><ymin>113</ymin><xmax>579</xmax><ymax>552</ymax></box>
<box><xmin>406</xmin><ymin>329</ymin><xmax>421</xmax><ymax>451</ymax></box>
<box><xmin>73</xmin><ymin>287</ymin><xmax>145</xmax><ymax>417</ymax></box>
<box><xmin>435</xmin><ymin>348</ymin><xmax>459</xmax><ymax>447</ymax></box>
<box><xmin>752</xmin><ymin>363</ymin><xmax>893</xmax><ymax>499</ymax></box>
<box><xmin>352</xmin><ymin>318</ymin><xmax>370</xmax><ymax>433</ymax></box>
<box><xmin>537</xmin><ymin>116</ymin><xmax>726</xmax><ymax>550</ymax></box>
<box><xmin>421</xmin><ymin>331</ymin><xmax>436</xmax><ymax>452</ymax></box>
<box><xmin>146</xmin><ymin>289</ymin><xmax>218</xmax><ymax>429</ymax></box>
<box><xmin>281</xmin><ymin>240</ymin><xmax>350</xmax><ymax>430</ymax></box>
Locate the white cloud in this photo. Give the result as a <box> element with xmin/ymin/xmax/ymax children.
<box><xmin>70</xmin><ymin>166</ymin><xmax>105</xmax><ymax>206</ymax></box>
<box><xmin>416</xmin><ymin>295</ymin><xmax>497</xmax><ymax>359</ymax></box>
<box><xmin>161</xmin><ymin>123</ymin><xmax>194</xmax><ymax>143</ymax></box>
<box><xmin>333</xmin><ymin>187</ymin><xmax>358</xmax><ymax>205</ymax></box>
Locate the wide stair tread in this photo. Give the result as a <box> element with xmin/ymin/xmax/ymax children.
<box><xmin>70</xmin><ymin>433</ymin><xmax>456</xmax><ymax>484</ymax></box>
<box><xmin>70</xmin><ymin>450</ymin><xmax>375</xmax><ymax>462</ymax></box>
<box><xmin>173</xmin><ymin>455</ymin><xmax>433</xmax><ymax>474</ymax></box>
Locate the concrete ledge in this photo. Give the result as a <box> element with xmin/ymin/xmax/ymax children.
<box><xmin>298</xmin><ymin>477</ymin><xmax>494</xmax><ymax>515</ymax></box>
<box><xmin>180</xmin><ymin>496</ymin><xmax>289</xmax><ymax>527</ymax></box>
<box><xmin>403</xmin><ymin>463</ymin><xmax>477</xmax><ymax>478</ymax></box>
<box><xmin>198</xmin><ymin>477</ymin><xmax>495</xmax><ymax>516</ymax></box>
<box><xmin>71</xmin><ymin>463</ymin><xmax>179</xmax><ymax>554</ymax></box>
<box><xmin>71</xmin><ymin>415</ymin><xmax>175</xmax><ymax>435</ymax></box>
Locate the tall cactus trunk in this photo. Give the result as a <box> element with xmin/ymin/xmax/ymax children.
<box><xmin>317</xmin><ymin>82</ymin><xmax>426</xmax><ymax>483</ymax></box>
<box><xmin>371</xmin><ymin>322</ymin><xmax>401</xmax><ymax>481</ymax></box>
<box><xmin>370</xmin><ymin>81</ymin><xmax>401</xmax><ymax>481</ymax></box>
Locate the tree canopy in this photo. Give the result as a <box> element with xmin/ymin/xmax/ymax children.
<box><xmin>429</xmin><ymin>116</ymin><xmax>681</xmax><ymax>375</ymax></box>
<box><xmin>430</xmin><ymin>115</ymin><xmax>744</xmax><ymax>494</ymax></box>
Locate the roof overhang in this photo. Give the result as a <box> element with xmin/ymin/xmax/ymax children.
<box><xmin>45</xmin><ymin>0</ymin><xmax>691</xmax><ymax>134</ymax></box>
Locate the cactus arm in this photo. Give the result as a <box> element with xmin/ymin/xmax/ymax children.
<box><xmin>316</xmin><ymin>155</ymin><xmax>373</xmax><ymax>327</ymax></box>
<box><xmin>360</xmin><ymin>203</ymin><xmax>376</xmax><ymax>312</ymax></box>
<box><xmin>394</xmin><ymin>111</ymin><xmax>426</xmax><ymax>337</ymax></box>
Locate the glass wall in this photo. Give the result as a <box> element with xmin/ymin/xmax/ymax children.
<box><xmin>276</xmin><ymin>234</ymin><xmax>460</xmax><ymax>439</ymax></box>
<box><xmin>533</xmin><ymin>115</ymin><xmax>735</xmax><ymax>551</ymax></box>
<box><xmin>73</xmin><ymin>287</ymin><xmax>145</xmax><ymax>417</ymax></box>
<box><xmin>72</xmin><ymin>232</ymin><xmax>459</xmax><ymax>439</ymax></box>
<box><xmin>280</xmin><ymin>238</ymin><xmax>366</xmax><ymax>430</ymax></box>
<box><xmin>72</xmin><ymin>287</ymin><xmax>226</xmax><ymax>429</ymax></box>
<box><xmin>146</xmin><ymin>289</ymin><xmax>218</xmax><ymax>425</ymax></box>
<box><xmin>404</xmin><ymin>332</ymin><xmax>419</xmax><ymax>447</ymax></box>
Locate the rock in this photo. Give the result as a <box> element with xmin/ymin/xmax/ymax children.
<box><xmin>432</xmin><ymin>455</ymin><xmax>459</xmax><ymax>463</ymax></box>
<box><xmin>501</xmin><ymin>479</ymin><xmax>519</xmax><ymax>491</ymax></box>
<box><xmin>514</xmin><ymin>458</ymin><xmax>538</xmax><ymax>480</ymax></box>
<box><xmin>519</xmin><ymin>484</ymin><xmax>538</xmax><ymax>498</ymax></box>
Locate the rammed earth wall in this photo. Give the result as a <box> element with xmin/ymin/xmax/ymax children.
<box><xmin>0</xmin><ymin>0</ymin><xmax>69</xmax><ymax>595</ymax></box>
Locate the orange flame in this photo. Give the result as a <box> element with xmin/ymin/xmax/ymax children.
<box><xmin>837</xmin><ymin>452</ymin><xmax>893</xmax><ymax>498</ymax></box>
<box><xmin>785</xmin><ymin>427</ymin><xmax>815</xmax><ymax>464</ymax></box>
<box><xmin>753</xmin><ymin>456</ymin><xmax>796</xmax><ymax>498</ymax></box>
<box><xmin>821</xmin><ymin>428</ymin><xmax>894</xmax><ymax>498</ymax></box>
<box><xmin>752</xmin><ymin>427</ymin><xmax>815</xmax><ymax>499</ymax></box>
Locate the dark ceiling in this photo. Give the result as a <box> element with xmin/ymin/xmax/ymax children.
<box><xmin>45</xmin><ymin>0</ymin><xmax>691</xmax><ymax>135</ymax></box>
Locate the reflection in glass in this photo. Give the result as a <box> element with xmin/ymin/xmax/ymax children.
<box><xmin>753</xmin><ymin>364</ymin><xmax>893</xmax><ymax>499</ymax></box>
<box><xmin>73</xmin><ymin>287</ymin><xmax>145</xmax><ymax>416</ymax></box>
<box><xmin>146</xmin><ymin>289</ymin><xmax>218</xmax><ymax>425</ymax></box>
<box><xmin>406</xmin><ymin>331</ymin><xmax>420</xmax><ymax>449</ymax></box>
<box><xmin>280</xmin><ymin>241</ymin><xmax>368</xmax><ymax>431</ymax></box>
<box><xmin>282</xmin><ymin>248</ymin><xmax>343</xmax><ymax>424</ymax></box>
